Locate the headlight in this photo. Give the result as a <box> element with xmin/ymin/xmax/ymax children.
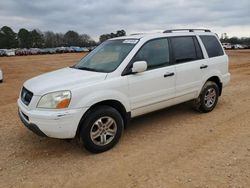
<box><xmin>37</xmin><ymin>91</ymin><xmax>71</xmax><ymax>109</ymax></box>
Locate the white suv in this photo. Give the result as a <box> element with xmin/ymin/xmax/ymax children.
<box><xmin>18</xmin><ymin>29</ymin><xmax>230</xmax><ymax>153</ymax></box>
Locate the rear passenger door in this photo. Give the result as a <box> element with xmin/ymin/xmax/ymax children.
<box><xmin>199</xmin><ymin>35</ymin><xmax>226</xmax><ymax>81</ymax></box>
<box><xmin>170</xmin><ymin>36</ymin><xmax>205</xmax><ymax>101</ymax></box>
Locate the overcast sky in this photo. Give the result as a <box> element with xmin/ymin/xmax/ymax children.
<box><xmin>0</xmin><ymin>0</ymin><xmax>249</xmax><ymax>40</ymax></box>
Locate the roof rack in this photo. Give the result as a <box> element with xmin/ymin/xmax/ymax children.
<box><xmin>163</xmin><ymin>29</ymin><xmax>211</xmax><ymax>33</ymax></box>
<box><xmin>130</xmin><ymin>33</ymin><xmax>144</xmax><ymax>36</ymax></box>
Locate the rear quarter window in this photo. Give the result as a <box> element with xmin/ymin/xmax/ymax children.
<box><xmin>200</xmin><ymin>35</ymin><xmax>224</xmax><ymax>58</ymax></box>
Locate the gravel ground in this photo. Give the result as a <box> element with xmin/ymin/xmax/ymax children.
<box><xmin>0</xmin><ymin>50</ymin><xmax>249</xmax><ymax>188</ymax></box>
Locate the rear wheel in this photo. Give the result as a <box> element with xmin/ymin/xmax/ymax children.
<box><xmin>79</xmin><ymin>105</ymin><xmax>124</xmax><ymax>153</ymax></box>
<box><xmin>193</xmin><ymin>81</ymin><xmax>219</xmax><ymax>113</ymax></box>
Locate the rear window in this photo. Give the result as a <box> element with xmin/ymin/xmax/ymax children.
<box><xmin>171</xmin><ymin>36</ymin><xmax>202</xmax><ymax>64</ymax></box>
<box><xmin>200</xmin><ymin>35</ymin><xmax>224</xmax><ymax>58</ymax></box>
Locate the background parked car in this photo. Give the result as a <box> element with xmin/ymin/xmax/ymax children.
<box><xmin>71</xmin><ymin>46</ymin><xmax>89</xmax><ymax>52</ymax></box>
<box><xmin>222</xmin><ymin>43</ymin><xmax>232</xmax><ymax>49</ymax></box>
<box><xmin>39</xmin><ymin>48</ymin><xmax>55</xmax><ymax>54</ymax></box>
<box><xmin>15</xmin><ymin>48</ymin><xmax>29</xmax><ymax>56</ymax></box>
<box><xmin>56</xmin><ymin>47</ymin><xmax>66</xmax><ymax>53</ymax></box>
<box><xmin>15</xmin><ymin>49</ymin><xmax>23</xmax><ymax>56</ymax></box>
<box><xmin>64</xmin><ymin>47</ymin><xmax>74</xmax><ymax>53</ymax></box>
<box><xmin>81</xmin><ymin>47</ymin><xmax>89</xmax><ymax>52</ymax></box>
<box><xmin>232</xmin><ymin>44</ymin><xmax>244</xmax><ymax>49</ymax></box>
<box><xmin>0</xmin><ymin>49</ymin><xmax>7</xmax><ymax>56</ymax></box>
<box><xmin>5</xmin><ymin>49</ymin><xmax>15</xmax><ymax>56</ymax></box>
<box><xmin>3</xmin><ymin>46</ymin><xmax>91</xmax><ymax>57</ymax></box>
<box><xmin>30</xmin><ymin>48</ymin><xmax>40</xmax><ymax>55</ymax></box>
<box><xmin>39</xmin><ymin>48</ymin><xmax>48</xmax><ymax>55</ymax></box>
<box><xmin>87</xmin><ymin>46</ymin><xmax>97</xmax><ymax>51</ymax></box>
<box><xmin>47</xmin><ymin>48</ymin><xmax>57</xmax><ymax>54</ymax></box>
<box><xmin>244</xmin><ymin>44</ymin><xmax>250</xmax><ymax>49</ymax></box>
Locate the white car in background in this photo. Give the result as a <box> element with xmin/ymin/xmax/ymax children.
<box><xmin>222</xmin><ymin>43</ymin><xmax>232</xmax><ymax>49</ymax></box>
<box><xmin>5</xmin><ymin>49</ymin><xmax>15</xmax><ymax>56</ymax></box>
<box><xmin>0</xmin><ymin>68</ymin><xmax>3</xmax><ymax>83</ymax></box>
<box><xmin>233</xmin><ymin>44</ymin><xmax>244</xmax><ymax>49</ymax></box>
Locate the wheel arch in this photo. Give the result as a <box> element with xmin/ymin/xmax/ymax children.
<box><xmin>76</xmin><ymin>99</ymin><xmax>131</xmax><ymax>138</ymax></box>
<box><xmin>206</xmin><ymin>76</ymin><xmax>222</xmax><ymax>96</ymax></box>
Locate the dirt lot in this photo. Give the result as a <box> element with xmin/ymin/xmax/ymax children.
<box><xmin>0</xmin><ymin>50</ymin><xmax>250</xmax><ymax>188</ymax></box>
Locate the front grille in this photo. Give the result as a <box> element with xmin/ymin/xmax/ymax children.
<box><xmin>21</xmin><ymin>87</ymin><xmax>33</xmax><ymax>106</ymax></box>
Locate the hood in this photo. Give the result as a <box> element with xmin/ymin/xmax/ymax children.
<box><xmin>24</xmin><ymin>67</ymin><xmax>107</xmax><ymax>95</ymax></box>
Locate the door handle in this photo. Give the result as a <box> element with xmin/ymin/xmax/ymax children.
<box><xmin>200</xmin><ymin>65</ymin><xmax>208</xmax><ymax>69</ymax></box>
<box><xmin>164</xmin><ymin>72</ymin><xmax>175</xmax><ymax>77</ymax></box>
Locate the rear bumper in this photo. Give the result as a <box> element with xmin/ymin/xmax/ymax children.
<box><xmin>17</xmin><ymin>99</ymin><xmax>88</xmax><ymax>139</ymax></box>
<box><xmin>221</xmin><ymin>73</ymin><xmax>231</xmax><ymax>87</ymax></box>
<box><xmin>0</xmin><ymin>70</ymin><xmax>3</xmax><ymax>81</ymax></box>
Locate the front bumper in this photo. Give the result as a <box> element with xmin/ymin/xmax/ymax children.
<box><xmin>18</xmin><ymin>110</ymin><xmax>47</xmax><ymax>137</ymax></box>
<box><xmin>18</xmin><ymin>99</ymin><xmax>87</xmax><ymax>139</ymax></box>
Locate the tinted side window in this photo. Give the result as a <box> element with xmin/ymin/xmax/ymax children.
<box><xmin>133</xmin><ymin>38</ymin><xmax>170</xmax><ymax>70</ymax></box>
<box><xmin>171</xmin><ymin>37</ymin><xmax>199</xmax><ymax>63</ymax></box>
<box><xmin>200</xmin><ymin>35</ymin><xmax>224</xmax><ymax>58</ymax></box>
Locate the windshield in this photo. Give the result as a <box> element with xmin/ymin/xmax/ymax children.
<box><xmin>73</xmin><ymin>39</ymin><xmax>138</xmax><ymax>73</ymax></box>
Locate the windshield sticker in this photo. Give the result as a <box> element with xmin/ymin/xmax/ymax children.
<box><xmin>123</xmin><ymin>39</ymin><xmax>139</xmax><ymax>44</ymax></box>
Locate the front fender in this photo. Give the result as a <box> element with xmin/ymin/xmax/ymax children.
<box><xmin>73</xmin><ymin>89</ymin><xmax>131</xmax><ymax>112</ymax></box>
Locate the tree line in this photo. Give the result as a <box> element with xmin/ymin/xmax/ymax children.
<box><xmin>220</xmin><ymin>37</ymin><xmax>250</xmax><ymax>45</ymax></box>
<box><xmin>219</xmin><ymin>33</ymin><xmax>250</xmax><ymax>45</ymax></box>
<box><xmin>0</xmin><ymin>26</ymin><xmax>127</xmax><ymax>49</ymax></box>
<box><xmin>3</xmin><ymin>26</ymin><xmax>248</xmax><ymax>49</ymax></box>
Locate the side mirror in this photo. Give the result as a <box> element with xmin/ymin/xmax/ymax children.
<box><xmin>132</xmin><ymin>61</ymin><xmax>147</xmax><ymax>73</ymax></box>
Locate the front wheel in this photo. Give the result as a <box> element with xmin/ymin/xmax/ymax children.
<box><xmin>193</xmin><ymin>81</ymin><xmax>219</xmax><ymax>113</ymax></box>
<box><xmin>79</xmin><ymin>105</ymin><xmax>124</xmax><ymax>153</ymax></box>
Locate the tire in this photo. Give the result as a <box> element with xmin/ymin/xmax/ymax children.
<box><xmin>79</xmin><ymin>105</ymin><xmax>124</xmax><ymax>153</ymax></box>
<box><xmin>193</xmin><ymin>81</ymin><xmax>219</xmax><ymax>113</ymax></box>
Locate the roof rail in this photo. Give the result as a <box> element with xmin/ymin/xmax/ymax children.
<box><xmin>163</xmin><ymin>29</ymin><xmax>211</xmax><ymax>33</ymax></box>
<box><xmin>130</xmin><ymin>33</ymin><xmax>144</xmax><ymax>36</ymax></box>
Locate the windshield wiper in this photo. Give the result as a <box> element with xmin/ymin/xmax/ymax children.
<box><xmin>71</xmin><ymin>66</ymin><xmax>108</xmax><ymax>73</ymax></box>
<box><xmin>75</xmin><ymin>67</ymin><xmax>98</xmax><ymax>72</ymax></box>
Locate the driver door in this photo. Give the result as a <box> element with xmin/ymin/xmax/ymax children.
<box><xmin>126</xmin><ymin>38</ymin><xmax>176</xmax><ymax>117</ymax></box>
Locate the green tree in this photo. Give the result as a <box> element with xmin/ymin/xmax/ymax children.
<box><xmin>64</xmin><ymin>30</ymin><xmax>80</xmax><ymax>46</ymax></box>
<box><xmin>30</xmin><ymin>29</ymin><xmax>44</xmax><ymax>48</ymax></box>
<box><xmin>228</xmin><ymin>37</ymin><xmax>240</xmax><ymax>44</ymax></box>
<box><xmin>117</xmin><ymin>30</ymin><xmax>126</xmax><ymax>37</ymax></box>
<box><xmin>99</xmin><ymin>34</ymin><xmax>110</xmax><ymax>43</ymax></box>
<box><xmin>0</xmin><ymin>26</ymin><xmax>18</xmax><ymax>48</ymax></box>
<box><xmin>17</xmin><ymin>28</ymin><xmax>31</xmax><ymax>48</ymax></box>
<box><xmin>44</xmin><ymin>31</ymin><xmax>56</xmax><ymax>48</ymax></box>
<box><xmin>55</xmin><ymin>33</ymin><xmax>65</xmax><ymax>47</ymax></box>
<box><xmin>99</xmin><ymin>30</ymin><xmax>126</xmax><ymax>43</ymax></box>
<box><xmin>79</xmin><ymin>34</ymin><xmax>96</xmax><ymax>47</ymax></box>
<box><xmin>0</xmin><ymin>30</ymin><xmax>5</xmax><ymax>48</ymax></box>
